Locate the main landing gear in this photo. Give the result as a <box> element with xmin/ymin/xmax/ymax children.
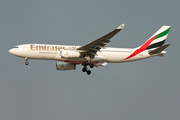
<box><xmin>82</xmin><ymin>63</ymin><xmax>94</xmax><ymax>75</ymax></box>
<box><xmin>82</xmin><ymin>67</ymin><xmax>91</xmax><ymax>75</ymax></box>
<box><xmin>25</xmin><ymin>58</ymin><xmax>29</xmax><ymax>65</ymax></box>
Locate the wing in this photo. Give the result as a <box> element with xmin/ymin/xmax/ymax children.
<box><xmin>77</xmin><ymin>24</ymin><xmax>125</xmax><ymax>58</ymax></box>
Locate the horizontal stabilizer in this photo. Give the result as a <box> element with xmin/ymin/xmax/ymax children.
<box><xmin>148</xmin><ymin>44</ymin><xmax>171</xmax><ymax>55</ymax></box>
<box><xmin>95</xmin><ymin>62</ymin><xmax>107</xmax><ymax>68</ymax></box>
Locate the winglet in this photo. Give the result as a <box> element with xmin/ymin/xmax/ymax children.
<box><xmin>117</xmin><ymin>24</ymin><xmax>125</xmax><ymax>29</ymax></box>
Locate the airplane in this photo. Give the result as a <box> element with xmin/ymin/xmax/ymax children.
<box><xmin>9</xmin><ymin>24</ymin><xmax>171</xmax><ymax>75</ymax></box>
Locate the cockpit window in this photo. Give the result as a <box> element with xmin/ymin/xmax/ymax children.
<box><xmin>14</xmin><ymin>46</ymin><xmax>19</xmax><ymax>48</ymax></box>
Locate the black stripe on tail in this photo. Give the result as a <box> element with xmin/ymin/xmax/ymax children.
<box><xmin>146</xmin><ymin>40</ymin><xmax>165</xmax><ymax>50</ymax></box>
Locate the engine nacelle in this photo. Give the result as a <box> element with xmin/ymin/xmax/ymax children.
<box><xmin>56</xmin><ymin>62</ymin><xmax>76</xmax><ymax>71</ymax></box>
<box><xmin>61</xmin><ymin>50</ymin><xmax>80</xmax><ymax>58</ymax></box>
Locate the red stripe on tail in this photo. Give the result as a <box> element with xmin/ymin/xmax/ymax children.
<box><xmin>124</xmin><ymin>35</ymin><xmax>157</xmax><ymax>60</ymax></box>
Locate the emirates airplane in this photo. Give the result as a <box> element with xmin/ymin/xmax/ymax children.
<box><xmin>9</xmin><ymin>24</ymin><xmax>171</xmax><ymax>75</ymax></box>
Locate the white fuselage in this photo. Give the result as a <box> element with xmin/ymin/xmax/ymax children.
<box><xmin>8</xmin><ymin>25</ymin><xmax>170</xmax><ymax>75</ymax></box>
<box><xmin>9</xmin><ymin>43</ymin><xmax>156</xmax><ymax>64</ymax></box>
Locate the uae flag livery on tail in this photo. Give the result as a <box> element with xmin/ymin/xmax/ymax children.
<box><xmin>125</xmin><ymin>26</ymin><xmax>171</xmax><ymax>60</ymax></box>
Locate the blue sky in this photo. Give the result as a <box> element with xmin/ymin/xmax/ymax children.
<box><xmin>0</xmin><ymin>0</ymin><xmax>180</xmax><ymax>120</ymax></box>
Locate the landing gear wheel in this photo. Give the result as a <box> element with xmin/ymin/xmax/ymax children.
<box><xmin>25</xmin><ymin>61</ymin><xmax>29</xmax><ymax>65</ymax></box>
<box><xmin>87</xmin><ymin>70</ymin><xmax>91</xmax><ymax>75</ymax></box>
<box><xmin>90</xmin><ymin>64</ymin><xmax>94</xmax><ymax>68</ymax></box>
<box><xmin>82</xmin><ymin>67</ymin><xmax>87</xmax><ymax>72</ymax></box>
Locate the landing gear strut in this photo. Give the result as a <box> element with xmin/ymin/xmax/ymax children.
<box><xmin>25</xmin><ymin>58</ymin><xmax>29</xmax><ymax>65</ymax></box>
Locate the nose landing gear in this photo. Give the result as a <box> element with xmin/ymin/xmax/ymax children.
<box><xmin>25</xmin><ymin>58</ymin><xmax>29</xmax><ymax>65</ymax></box>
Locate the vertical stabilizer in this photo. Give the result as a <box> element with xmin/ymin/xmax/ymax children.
<box><xmin>145</xmin><ymin>26</ymin><xmax>171</xmax><ymax>49</ymax></box>
<box><xmin>125</xmin><ymin>26</ymin><xmax>171</xmax><ymax>60</ymax></box>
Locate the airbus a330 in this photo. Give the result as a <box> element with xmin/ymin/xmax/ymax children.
<box><xmin>9</xmin><ymin>24</ymin><xmax>171</xmax><ymax>75</ymax></box>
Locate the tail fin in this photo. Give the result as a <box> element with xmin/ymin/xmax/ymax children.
<box><xmin>124</xmin><ymin>26</ymin><xmax>171</xmax><ymax>60</ymax></box>
<box><xmin>139</xmin><ymin>26</ymin><xmax>171</xmax><ymax>50</ymax></box>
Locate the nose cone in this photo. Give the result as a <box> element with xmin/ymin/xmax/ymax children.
<box><xmin>9</xmin><ymin>48</ymin><xmax>15</xmax><ymax>55</ymax></box>
<box><xmin>9</xmin><ymin>48</ymin><xmax>14</xmax><ymax>54</ymax></box>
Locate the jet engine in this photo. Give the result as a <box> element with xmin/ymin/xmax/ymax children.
<box><xmin>61</xmin><ymin>50</ymin><xmax>80</xmax><ymax>58</ymax></box>
<box><xmin>56</xmin><ymin>62</ymin><xmax>76</xmax><ymax>71</ymax></box>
